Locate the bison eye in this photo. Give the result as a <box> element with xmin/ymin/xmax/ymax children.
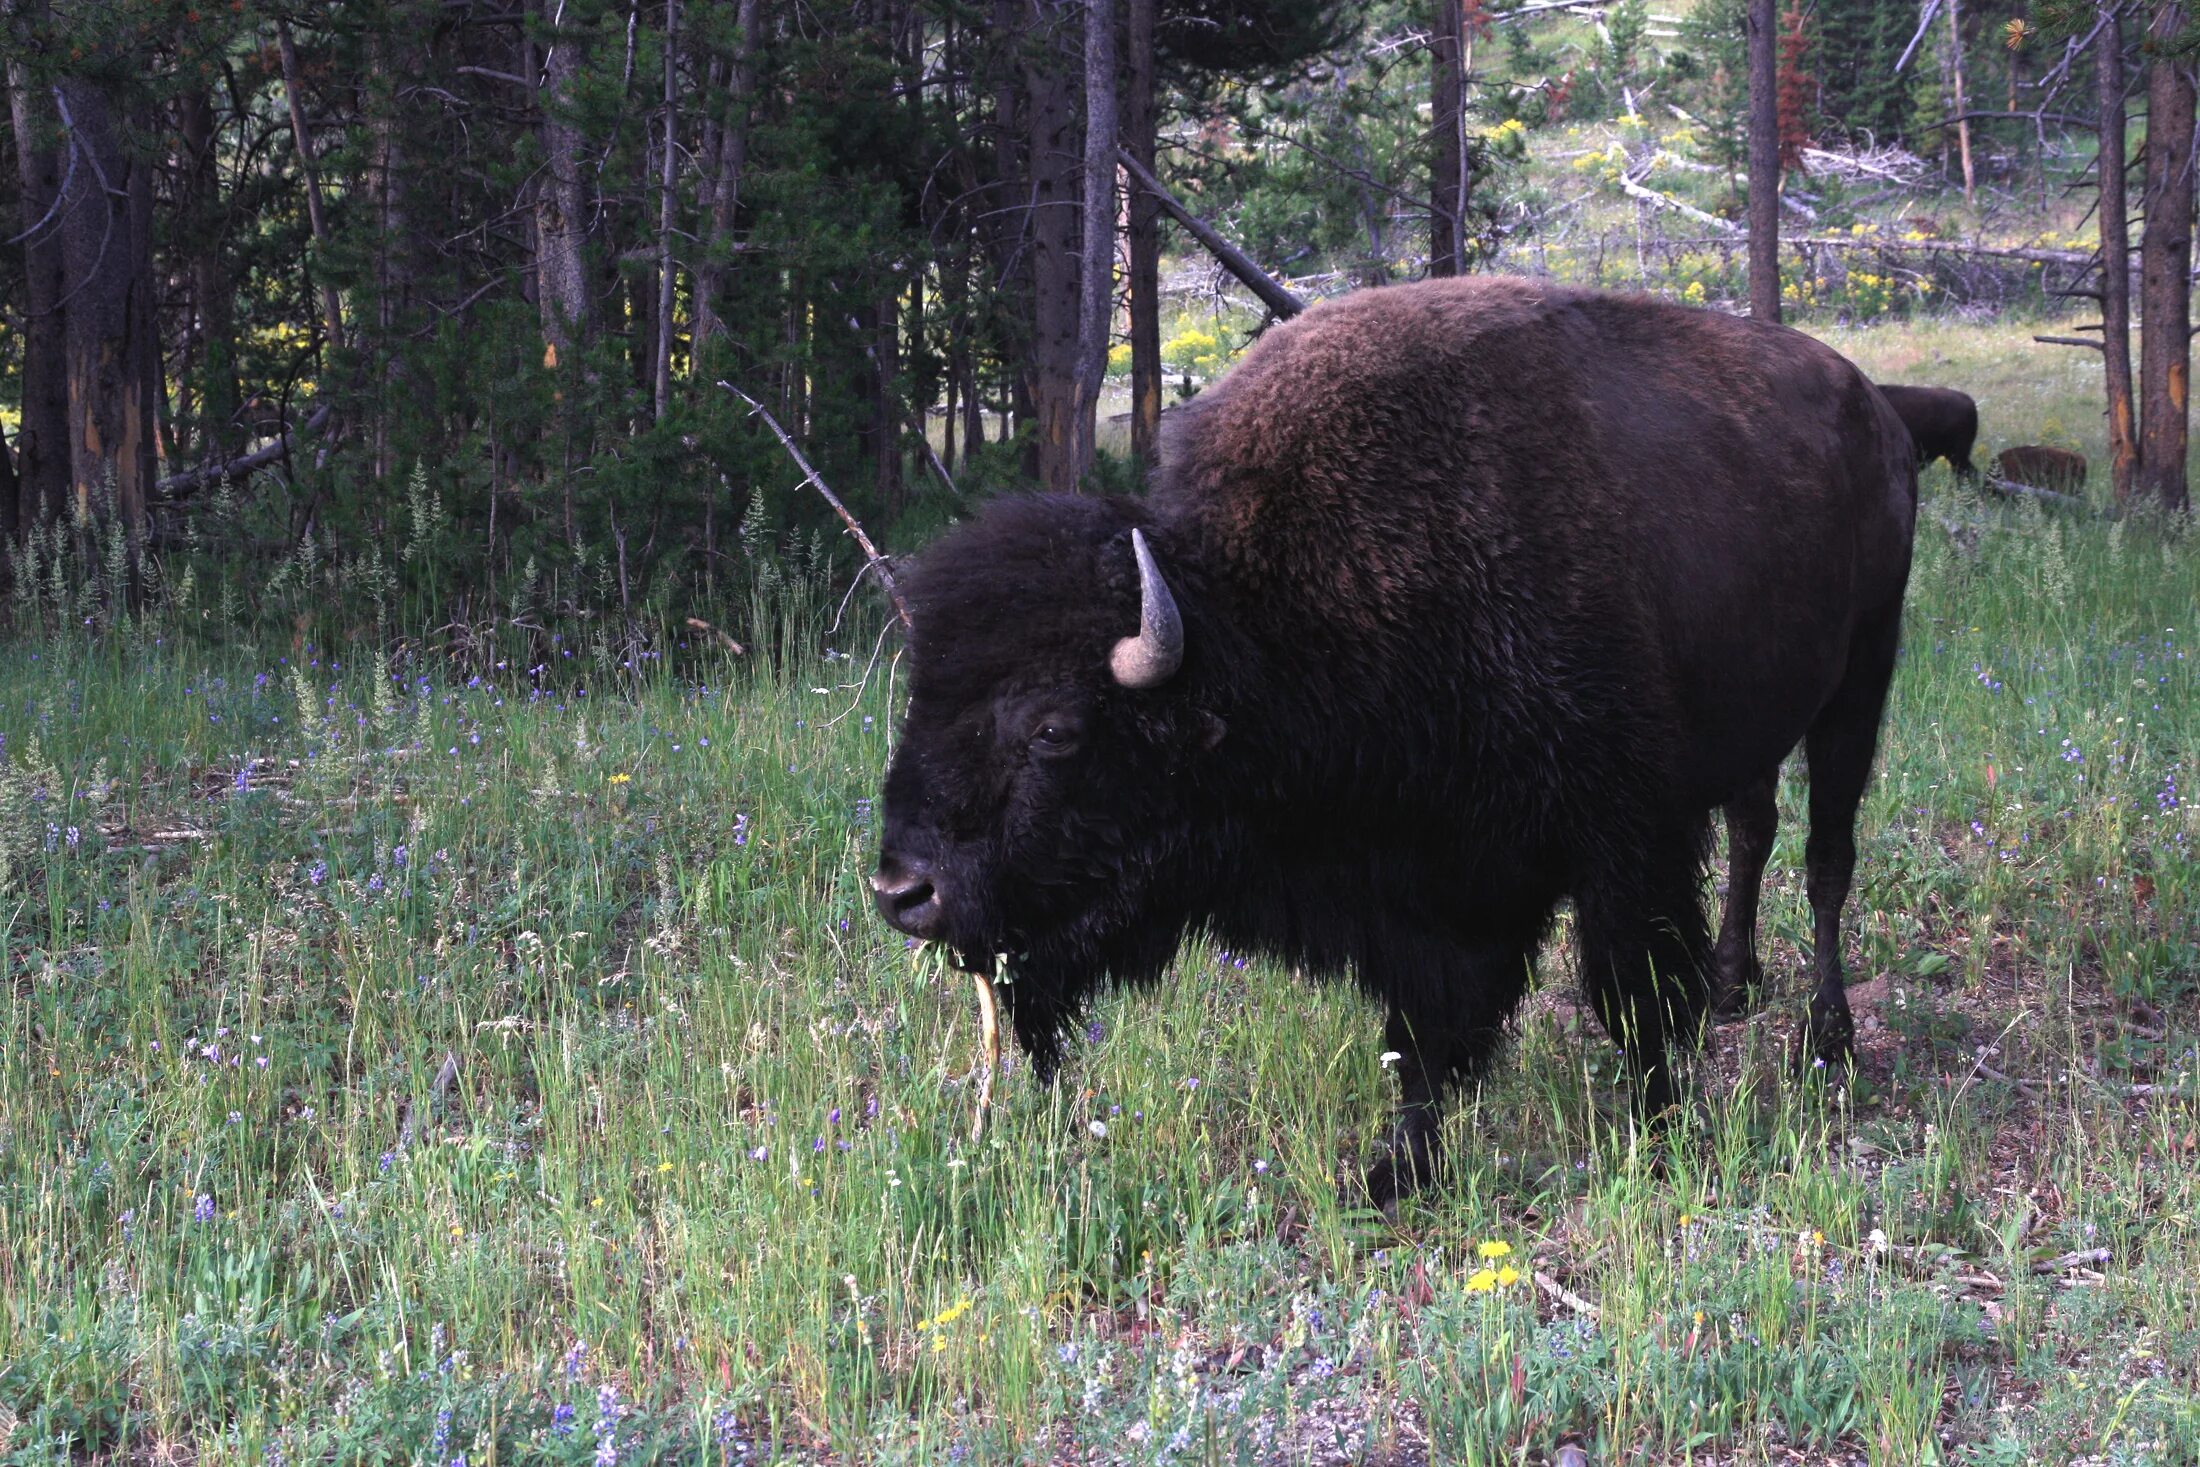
<box><xmin>1029</xmin><ymin>720</ymin><xmax>1081</xmax><ymax>756</ymax></box>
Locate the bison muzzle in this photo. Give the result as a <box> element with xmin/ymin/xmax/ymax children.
<box><xmin>873</xmin><ymin>277</ymin><xmax>1918</xmax><ymax>1204</ymax></box>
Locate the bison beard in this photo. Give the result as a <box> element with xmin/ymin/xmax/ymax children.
<box><xmin>872</xmin><ymin>277</ymin><xmax>1918</xmax><ymax>1204</ymax></box>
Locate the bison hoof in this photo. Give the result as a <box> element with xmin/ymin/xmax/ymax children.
<box><xmin>1794</xmin><ymin>1007</ymin><xmax>1856</xmax><ymax>1075</ymax></box>
<box><xmin>1360</xmin><ymin>1157</ymin><xmax>1407</xmax><ymax>1212</ymax></box>
<box><xmin>1709</xmin><ymin>948</ymin><xmax>1765</xmax><ymax>1019</ymax></box>
<box><xmin>1360</xmin><ymin>1150</ymin><xmax>1438</xmax><ymax>1211</ymax></box>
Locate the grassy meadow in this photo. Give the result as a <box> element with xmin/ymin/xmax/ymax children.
<box><xmin>2</xmin><ymin>314</ymin><xmax>2198</xmax><ymax>1465</ymax></box>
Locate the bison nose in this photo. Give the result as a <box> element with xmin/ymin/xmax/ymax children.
<box><xmin>870</xmin><ymin>853</ymin><xmax>944</xmax><ymax>938</ymax></box>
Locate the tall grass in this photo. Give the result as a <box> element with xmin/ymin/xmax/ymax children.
<box><xmin>1</xmin><ymin>346</ymin><xmax>2197</xmax><ymax>1462</ymax></box>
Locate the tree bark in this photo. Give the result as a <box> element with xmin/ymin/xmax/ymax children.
<box><xmin>0</xmin><ymin>424</ymin><xmax>16</xmax><ymax>544</ymax></box>
<box><xmin>537</xmin><ymin>0</ymin><xmax>594</xmax><ymax>352</ymax></box>
<box><xmin>1026</xmin><ymin>1</ymin><xmax>1084</xmax><ymax>495</ymax></box>
<box><xmin>2138</xmin><ymin>0</ymin><xmax>2194</xmax><ymax>511</ymax></box>
<box><xmin>1746</xmin><ymin>0</ymin><xmax>1780</xmax><ymax>321</ymax></box>
<box><xmin>1124</xmin><ymin>0</ymin><xmax>1161</xmax><ymax>467</ymax></box>
<box><xmin>1071</xmin><ymin>0</ymin><xmax>1118</xmax><ymax>481</ymax></box>
<box><xmin>2098</xmin><ymin>9</ymin><xmax>2138</xmax><ymax>505</ymax></box>
<box><xmin>691</xmin><ymin>0</ymin><xmax>758</xmax><ymax>354</ymax></box>
<box><xmin>1429</xmin><ymin>0</ymin><xmax>1465</xmax><ymax>275</ymax></box>
<box><xmin>54</xmin><ymin>77</ymin><xmax>157</xmax><ymax>539</ymax></box>
<box><xmin>5</xmin><ymin>40</ymin><xmax>70</xmax><ymax>532</ymax></box>
<box><xmin>653</xmin><ymin>0</ymin><xmax>681</xmax><ymax>420</ymax></box>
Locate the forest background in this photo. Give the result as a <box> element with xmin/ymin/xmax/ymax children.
<box><xmin>3</xmin><ymin>0</ymin><xmax>2193</xmax><ymax>647</ymax></box>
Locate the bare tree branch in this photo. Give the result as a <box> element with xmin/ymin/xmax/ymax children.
<box><xmin>1117</xmin><ymin>146</ymin><xmax>1307</xmax><ymax>318</ymax></box>
<box><xmin>718</xmin><ymin>381</ymin><xmax>911</xmax><ymax>629</ymax></box>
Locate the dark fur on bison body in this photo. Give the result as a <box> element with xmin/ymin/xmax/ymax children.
<box><xmin>1875</xmin><ymin>384</ymin><xmax>1979</xmax><ymax>477</ymax></box>
<box><xmin>872</xmin><ymin>277</ymin><xmax>1918</xmax><ymax>1203</ymax></box>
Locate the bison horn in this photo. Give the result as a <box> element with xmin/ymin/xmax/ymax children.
<box><xmin>1110</xmin><ymin>527</ymin><xmax>1183</xmax><ymax>688</ymax></box>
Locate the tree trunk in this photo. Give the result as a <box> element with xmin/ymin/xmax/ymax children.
<box><xmin>6</xmin><ymin>44</ymin><xmax>71</xmax><ymax>531</ymax></box>
<box><xmin>537</xmin><ymin>0</ymin><xmax>594</xmax><ymax>352</ymax></box>
<box><xmin>55</xmin><ymin>77</ymin><xmax>157</xmax><ymax>541</ymax></box>
<box><xmin>1946</xmin><ymin>0</ymin><xmax>1974</xmax><ymax>207</ymax></box>
<box><xmin>983</xmin><ymin>0</ymin><xmax>1037</xmax><ymax>475</ymax></box>
<box><xmin>178</xmin><ymin>89</ymin><xmax>240</xmax><ymax>470</ymax></box>
<box><xmin>2099</xmin><ymin>9</ymin><xmax>2138</xmax><ymax>504</ymax></box>
<box><xmin>2138</xmin><ymin>1</ymin><xmax>2194</xmax><ymax>512</ymax></box>
<box><xmin>1125</xmin><ymin>0</ymin><xmax>1161</xmax><ymax>467</ymax></box>
<box><xmin>369</xmin><ymin>35</ymin><xmax>410</xmax><ymax>483</ymax></box>
<box><xmin>1071</xmin><ymin>0</ymin><xmax>1118</xmax><ymax>481</ymax></box>
<box><xmin>0</xmin><ymin>424</ymin><xmax>17</xmax><ymax>544</ymax></box>
<box><xmin>1746</xmin><ymin>0</ymin><xmax>1781</xmax><ymax>320</ymax></box>
<box><xmin>691</xmin><ymin>0</ymin><xmax>758</xmax><ymax>355</ymax></box>
<box><xmin>1026</xmin><ymin>2</ymin><xmax>1083</xmax><ymax>495</ymax></box>
<box><xmin>277</xmin><ymin>18</ymin><xmax>346</xmax><ymax>353</ymax></box>
<box><xmin>876</xmin><ymin>293</ymin><xmax>905</xmax><ymax>517</ymax></box>
<box><xmin>1428</xmin><ymin>0</ymin><xmax>1464</xmax><ymax>275</ymax></box>
<box><xmin>960</xmin><ymin>288</ymin><xmax>987</xmax><ymax>456</ymax></box>
<box><xmin>653</xmin><ymin>0</ymin><xmax>681</xmax><ymax>421</ymax></box>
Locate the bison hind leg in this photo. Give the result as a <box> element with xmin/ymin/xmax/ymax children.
<box><xmin>1796</xmin><ymin>607</ymin><xmax>1903</xmax><ymax>1073</ymax></box>
<box><xmin>1575</xmin><ymin>818</ymin><xmax>1714</xmax><ymax>1124</ymax></box>
<box><xmin>1710</xmin><ymin>767</ymin><xmax>1782</xmax><ymax>1018</ymax></box>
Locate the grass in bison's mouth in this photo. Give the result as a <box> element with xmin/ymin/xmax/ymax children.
<box><xmin>1</xmin><ymin>451</ymin><xmax>2195</xmax><ymax>1459</ymax></box>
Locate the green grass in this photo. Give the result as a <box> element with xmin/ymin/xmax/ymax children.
<box><xmin>2</xmin><ymin>324</ymin><xmax>2198</xmax><ymax>1464</ymax></box>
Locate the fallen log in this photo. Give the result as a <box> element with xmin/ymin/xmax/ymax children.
<box><xmin>154</xmin><ymin>405</ymin><xmax>333</xmax><ymax>501</ymax></box>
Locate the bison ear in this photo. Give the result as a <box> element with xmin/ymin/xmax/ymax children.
<box><xmin>1197</xmin><ymin>711</ymin><xmax>1227</xmax><ymax>751</ymax></box>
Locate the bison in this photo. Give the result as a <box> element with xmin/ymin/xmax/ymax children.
<box><xmin>871</xmin><ymin>278</ymin><xmax>1918</xmax><ymax>1202</ymax></box>
<box><xmin>1995</xmin><ymin>444</ymin><xmax>2087</xmax><ymax>494</ymax></box>
<box><xmin>1876</xmin><ymin>384</ymin><xmax>1979</xmax><ymax>476</ymax></box>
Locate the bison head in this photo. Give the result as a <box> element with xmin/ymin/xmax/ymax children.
<box><xmin>870</xmin><ymin>495</ymin><xmax>1226</xmax><ymax>1078</ymax></box>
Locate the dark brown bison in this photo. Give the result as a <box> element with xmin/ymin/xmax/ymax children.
<box><xmin>871</xmin><ymin>278</ymin><xmax>1918</xmax><ymax>1202</ymax></box>
<box><xmin>1995</xmin><ymin>444</ymin><xmax>2087</xmax><ymax>493</ymax></box>
<box><xmin>1876</xmin><ymin>384</ymin><xmax>1978</xmax><ymax>476</ymax></box>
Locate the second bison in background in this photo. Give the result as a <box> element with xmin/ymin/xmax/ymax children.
<box><xmin>1877</xmin><ymin>384</ymin><xmax>1979</xmax><ymax>476</ymax></box>
<box><xmin>872</xmin><ymin>278</ymin><xmax>1919</xmax><ymax>1203</ymax></box>
<box><xmin>1996</xmin><ymin>444</ymin><xmax>2088</xmax><ymax>494</ymax></box>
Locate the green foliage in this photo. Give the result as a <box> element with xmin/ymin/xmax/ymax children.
<box><xmin>1677</xmin><ymin>0</ymin><xmax>1750</xmax><ymax>178</ymax></box>
<box><xmin>1817</xmin><ymin>0</ymin><xmax>1916</xmax><ymax>145</ymax></box>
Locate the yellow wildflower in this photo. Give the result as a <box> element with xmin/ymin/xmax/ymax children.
<box><xmin>609</xmin><ymin>773</ymin><xmax>631</xmax><ymax>785</ymax></box>
<box><xmin>1478</xmin><ymin>1240</ymin><xmax>1512</xmax><ymax>1259</ymax></box>
<box><xmin>1465</xmin><ymin>1268</ymin><xmax>1499</xmax><ymax>1293</ymax></box>
<box><xmin>1496</xmin><ymin>1264</ymin><xmax>1521</xmax><ymax>1287</ymax></box>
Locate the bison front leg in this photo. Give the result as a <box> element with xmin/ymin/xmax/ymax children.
<box><xmin>1361</xmin><ymin>935</ymin><xmax>1537</xmax><ymax>1210</ymax></box>
<box><xmin>1362</xmin><ymin>1008</ymin><xmax>1446</xmax><ymax>1210</ymax></box>
<box><xmin>1576</xmin><ymin>823</ymin><xmax>1713</xmax><ymax>1126</ymax></box>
